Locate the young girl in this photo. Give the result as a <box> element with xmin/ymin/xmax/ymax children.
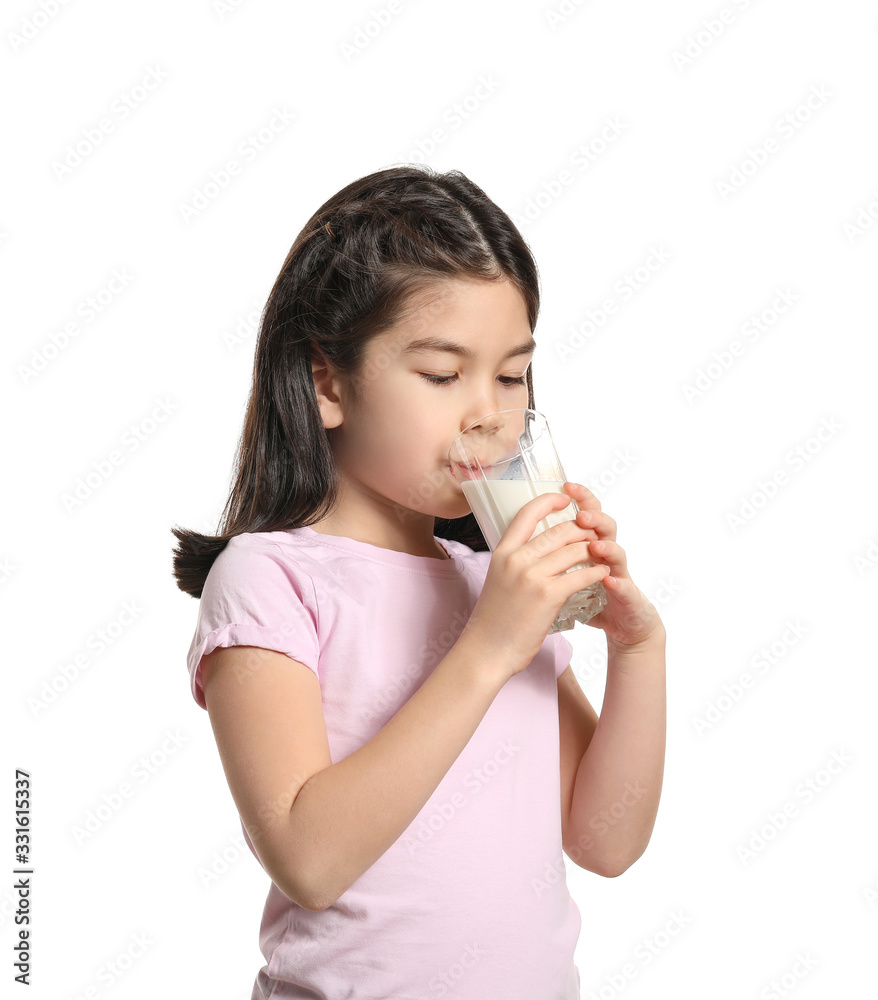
<box><xmin>172</xmin><ymin>165</ymin><xmax>666</xmax><ymax>1000</ymax></box>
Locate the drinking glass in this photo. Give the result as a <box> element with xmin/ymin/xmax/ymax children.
<box><xmin>448</xmin><ymin>407</ymin><xmax>607</xmax><ymax>633</ymax></box>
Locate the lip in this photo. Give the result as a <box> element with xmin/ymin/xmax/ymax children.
<box><xmin>448</xmin><ymin>462</ymin><xmax>489</xmax><ymax>481</ymax></box>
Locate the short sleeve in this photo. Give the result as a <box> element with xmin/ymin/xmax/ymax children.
<box><xmin>185</xmin><ymin>535</ymin><xmax>320</xmax><ymax>710</ymax></box>
<box><xmin>552</xmin><ymin>631</ymin><xmax>574</xmax><ymax>679</ymax></box>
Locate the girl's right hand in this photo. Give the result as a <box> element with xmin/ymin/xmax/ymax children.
<box><xmin>461</xmin><ymin>491</ymin><xmax>610</xmax><ymax>679</ymax></box>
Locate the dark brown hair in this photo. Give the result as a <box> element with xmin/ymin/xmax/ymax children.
<box><xmin>171</xmin><ymin>164</ymin><xmax>540</xmax><ymax>598</ymax></box>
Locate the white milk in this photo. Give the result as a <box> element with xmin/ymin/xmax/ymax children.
<box><xmin>460</xmin><ymin>477</ymin><xmax>575</xmax><ymax>549</ymax></box>
<box><xmin>461</xmin><ymin>476</ymin><xmax>606</xmax><ymax>631</ymax></box>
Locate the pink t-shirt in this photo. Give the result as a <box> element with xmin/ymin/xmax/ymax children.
<box><xmin>186</xmin><ymin>525</ymin><xmax>581</xmax><ymax>1000</ymax></box>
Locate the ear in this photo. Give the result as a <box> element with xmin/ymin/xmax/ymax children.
<box><xmin>310</xmin><ymin>344</ymin><xmax>346</xmax><ymax>430</ymax></box>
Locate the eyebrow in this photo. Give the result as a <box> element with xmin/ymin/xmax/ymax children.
<box><xmin>402</xmin><ymin>336</ymin><xmax>537</xmax><ymax>361</ymax></box>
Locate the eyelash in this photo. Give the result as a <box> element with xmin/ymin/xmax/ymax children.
<box><xmin>419</xmin><ymin>374</ymin><xmax>527</xmax><ymax>387</ymax></box>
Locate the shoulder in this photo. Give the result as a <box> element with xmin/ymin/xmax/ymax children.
<box><xmin>209</xmin><ymin>530</ymin><xmax>291</xmax><ymax>575</ymax></box>
<box><xmin>204</xmin><ymin>530</ymin><xmax>319</xmax><ymax>604</ymax></box>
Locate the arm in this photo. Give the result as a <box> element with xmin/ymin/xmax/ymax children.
<box><xmin>561</xmin><ymin>627</ymin><xmax>666</xmax><ymax>877</ymax></box>
<box><xmin>202</xmin><ymin>628</ymin><xmax>510</xmax><ymax>912</ymax></box>
<box><xmin>289</xmin><ymin>630</ymin><xmax>511</xmax><ymax>909</ymax></box>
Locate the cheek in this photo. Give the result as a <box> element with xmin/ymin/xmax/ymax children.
<box><xmin>378</xmin><ymin>378</ymin><xmax>439</xmax><ymax>432</ymax></box>
<box><xmin>358</xmin><ymin>412</ymin><xmax>428</xmax><ymax>469</ymax></box>
<box><xmin>355</xmin><ymin>373</ymin><xmax>445</xmax><ymax>462</ymax></box>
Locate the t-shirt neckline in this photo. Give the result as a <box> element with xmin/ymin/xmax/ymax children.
<box><xmin>288</xmin><ymin>524</ymin><xmax>467</xmax><ymax>577</ymax></box>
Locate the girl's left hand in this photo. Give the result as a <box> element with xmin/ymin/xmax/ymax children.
<box><xmin>562</xmin><ymin>482</ymin><xmax>665</xmax><ymax>650</ymax></box>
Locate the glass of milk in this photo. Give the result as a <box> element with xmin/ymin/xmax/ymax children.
<box><xmin>448</xmin><ymin>407</ymin><xmax>607</xmax><ymax>633</ymax></box>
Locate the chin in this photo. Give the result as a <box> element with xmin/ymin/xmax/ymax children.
<box><xmin>432</xmin><ymin>499</ymin><xmax>473</xmax><ymax>522</ymax></box>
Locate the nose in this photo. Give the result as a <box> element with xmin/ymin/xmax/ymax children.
<box><xmin>448</xmin><ymin>409</ymin><xmax>508</xmax><ymax>473</ymax></box>
<box><xmin>459</xmin><ymin>409</ymin><xmax>504</xmax><ymax>437</ymax></box>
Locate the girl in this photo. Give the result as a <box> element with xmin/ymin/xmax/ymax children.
<box><xmin>172</xmin><ymin>165</ymin><xmax>666</xmax><ymax>1000</ymax></box>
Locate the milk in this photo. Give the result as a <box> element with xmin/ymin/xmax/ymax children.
<box><xmin>460</xmin><ymin>475</ymin><xmax>605</xmax><ymax>632</ymax></box>
<box><xmin>460</xmin><ymin>477</ymin><xmax>575</xmax><ymax>549</ymax></box>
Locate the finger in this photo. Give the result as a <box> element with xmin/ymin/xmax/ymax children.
<box><xmin>575</xmin><ymin>507</ymin><xmax>617</xmax><ymax>542</ymax></box>
<box><xmin>563</xmin><ymin>482</ymin><xmax>602</xmax><ymax>513</ymax></box>
<box><xmin>588</xmin><ymin>538</ymin><xmax>628</xmax><ymax>578</ymax></box>
<box><xmin>500</xmin><ymin>490</ymin><xmax>576</xmax><ymax>550</ymax></box>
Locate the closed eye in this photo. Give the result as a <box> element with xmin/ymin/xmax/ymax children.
<box><xmin>419</xmin><ymin>373</ymin><xmax>527</xmax><ymax>386</ymax></box>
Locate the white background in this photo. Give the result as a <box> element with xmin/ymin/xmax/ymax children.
<box><xmin>4</xmin><ymin>1</ymin><xmax>877</xmax><ymax>997</ymax></box>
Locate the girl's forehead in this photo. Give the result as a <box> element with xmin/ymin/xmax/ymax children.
<box><xmin>396</xmin><ymin>276</ymin><xmax>522</xmax><ymax>330</ymax></box>
<box><xmin>367</xmin><ymin>277</ymin><xmax>528</xmax><ymax>361</ymax></box>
